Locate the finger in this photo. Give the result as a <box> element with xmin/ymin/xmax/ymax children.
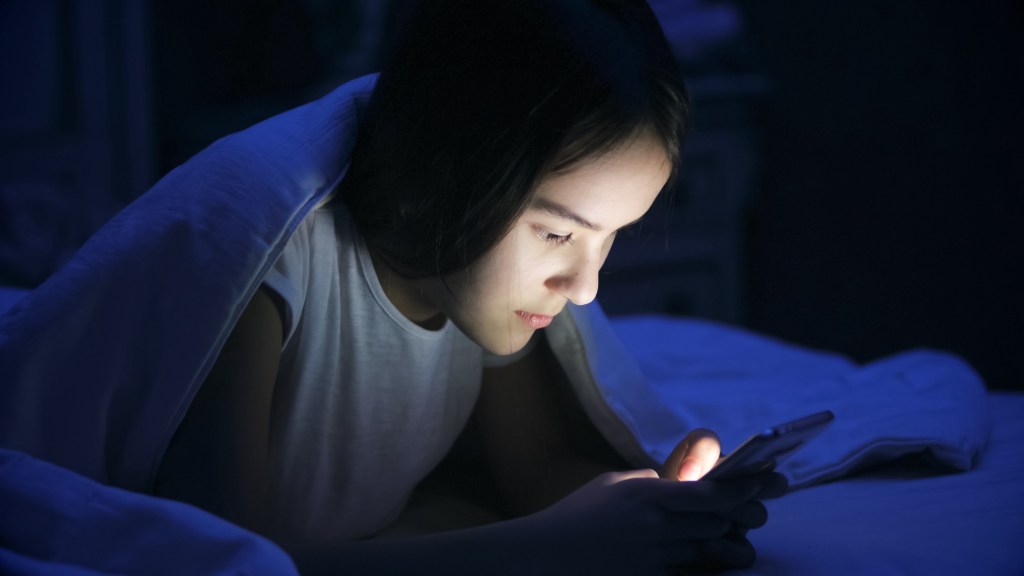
<box><xmin>701</xmin><ymin>534</ymin><xmax>757</xmax><ymax>569</ymax></box>
<box><xmin>654</xmin><ymin>476</ymin><xmax>763</xmax><ymax>513</ymax></box>
<box><xmin>726</xmin><ymin>522</ymin><xmax>750</xmax><ymax>541</ymax></box>
<box><xmin>665</xmin><ymin>513</ymin><xmax>733</xmax><ymax>541</ymax></box>
<box><xmin>663</xmin><ymin>428</ymin><xmax>721</xmax><ymax>481</ymax></box>
<box><xmin>713</xmin><ymin>470</ymin><xmax>788</xmax><ymax>499</ymax></box>
<box><xmin>668</xmin><ymin>536</ymin><xmax>756</xmax><ymax>574</ymax></box>
<box><xmin>664</xmin><ymin>542</ymin><xmax>702</xmax><ymax>574</ymax></box>
<box><xmin>729</xmin><ymin>500</ymin><xmax>768</xmax><ymax>530</ymax></box>
<box><xmin>602</xmin><ymin>468</ymin><xmax>660</xmax><ymax>484</ymax></box>
<box><xmin>756</xmin><ymin>471</ymin><xmax>789</xmax><ymax>499</ymax></box>
<box><xmin>679</xmin><ymin>431</ymin><xmax>720</xmax><ymax>481</ymax></box>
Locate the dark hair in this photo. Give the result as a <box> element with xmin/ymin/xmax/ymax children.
<box><xmin>339</xmin><ymin>0</ymin><xmax>689</xmax><ymax>278</ymax></box>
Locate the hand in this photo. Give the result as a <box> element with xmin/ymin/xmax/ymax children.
<box><xmin>660</xmin><ymin>430</ymin><xmax>789</xmax><ymax>572</ymax></box>
<box><xmin>524</xmin><ymin>468</ymin><xmax>782</xmax><ymax>575</ymax></box>
<box><xmin>667</xmin><ymin>472</ymin><xmax>786</xmax><ymax>574</ymax></box>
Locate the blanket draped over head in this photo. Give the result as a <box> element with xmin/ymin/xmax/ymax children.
<box><xmin>0</xmin><ymin>74</ymin><xmax>991</xmax><ymax>574</ymax></box>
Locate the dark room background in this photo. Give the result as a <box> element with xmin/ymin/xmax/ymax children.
<box><xmin>1</xmin><ymin>0</ymin><xmax>1021</xmax><ymax>390</ymax></box>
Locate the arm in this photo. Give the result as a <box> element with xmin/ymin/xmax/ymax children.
<box><xmin>155</xmin><ymin>286</ymin><xmax>283</xmax><ymax>533</ymax></box>
<box><xmin>289</xmin><ymin>471</ymin><xmax>772</xmax><ymax>576</ymax></box>
<box><xmin>474</xmin><ymin>332</ymin><xmax>787</xmax><ymax>572</ymax></box>
<box><xmin>475</xmin><ymin>332</ymin><xmax>629</xmax><ymax>516</ymax></box>
<box><xmin>152</xmin><ymin>288</ymin><xmax>550</xmax><ymax>574</ymax></box>
<box><xmin>155</xmin><ymin>297</ymin><xmax>778</xmax><ymax>574</ymax></box>
<box><xmin>475</xmin><ymin>333</ymin><xmax>739</xmax><ymax>511</ymax></box>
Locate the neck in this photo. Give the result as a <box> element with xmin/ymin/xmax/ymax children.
<box><xmin>369</xmin><ymin>251</ymin><xmax>446</xmax><ymax>330</ymax></box>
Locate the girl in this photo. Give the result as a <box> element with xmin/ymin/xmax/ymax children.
<box><xmin>148</xmin><ymin>0</ymin><xmax>785</xmax><ymax>573</ymax></box>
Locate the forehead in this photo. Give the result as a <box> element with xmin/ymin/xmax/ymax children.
<box><xmin>529</xmin><ymin>135</ymin><xmax>671</xmax><ymax>226</ymax></box>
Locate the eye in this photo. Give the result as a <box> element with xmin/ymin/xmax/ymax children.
<box><xmin>535</xmin><ymin>228</ymin><xmax>574</xmax><ymax>245</ymax></box>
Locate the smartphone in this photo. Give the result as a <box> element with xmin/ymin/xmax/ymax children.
<box><xmin>702</xmin><ymin>410</ymin><xmax>835</xmax><ymax>481</ymax></box>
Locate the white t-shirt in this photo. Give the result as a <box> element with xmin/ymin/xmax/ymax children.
<box><xmin>261</xmin><ymin>201</ymin><xmax>484</xmax><ymax>543</ymax></box>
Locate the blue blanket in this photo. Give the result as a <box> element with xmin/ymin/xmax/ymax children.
<box><xmin>600</xmin><ymin>315</ymin><xmax>991</xmax><ymax>488</ymax></box>
<box><xmin>0</xmin><ymin>449</ymin><xmax>297</xmax><ymax>576</ymax></box>
<box><xmin>0</xmin><ymin>75</ymin><xmax>374</xmax><ymax>491</ymax></box>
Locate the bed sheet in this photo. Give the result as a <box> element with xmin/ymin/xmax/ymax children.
<box><xmin>744</xmin><ymin>391</ymin><xmax>1024</xmax><ymax>575</ymax></box>
<box><xmin>0</xmin><ymin>286</ymin><xmax>24</xmax><ymax>315</ymax></box>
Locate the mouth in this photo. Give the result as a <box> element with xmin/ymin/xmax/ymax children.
<box><xmin>515</xmin><ymin>310</ymin><xmax>555</xmax><ymax>329</ymax></box>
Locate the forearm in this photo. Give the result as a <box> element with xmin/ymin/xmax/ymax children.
<box><xmin>287</xmin><ymin>515</ymin><xmax>566</xmax><ymax>576</ymax></box>
<box><xmin>480</xmin><ymin>334</ymin><xmax>631</xmax><ymax>518</ymax></box>
<box><xmin>498</xmin><ymin>452</ymin><xmax>617</xmax><ymax>518</ymax></box>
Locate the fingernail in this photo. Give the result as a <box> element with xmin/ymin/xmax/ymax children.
<box><xmin>678</xmin><ymin>458</ymin><xmax>702</xmax><ymax>481</ymax></box>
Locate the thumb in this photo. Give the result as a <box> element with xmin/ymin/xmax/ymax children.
<box><xmin>601</xmin><ymin>468</ymin><xmax>660</xmax><ymax>484</ymax></box>
<box><xmin>663</xmin><ymin>428</ymin><xmax>721</xmax><ymax>481</ymax></box>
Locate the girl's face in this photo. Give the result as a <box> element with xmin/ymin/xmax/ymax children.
<box><xmin>392</xmin><ymin>134</ymin><xmax>671</xmax><ymax>355</ymax></box>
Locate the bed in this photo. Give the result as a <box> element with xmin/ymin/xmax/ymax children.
<box><xmin>751</xmin><ymin>395</ymin><xmax>1024</xmax><ymax>575</ymax></box>
<box><xmin>1</xmin><ymin>74</ymin><xmax>1021</xmax><ymax>575</ymax></box>
<box><xmin>2</xmin><ymin>279</ymin><xmax>1021</xmax><ymax>574</ymax></box>
<box><xmin>613</xmin><ymin>315</ymin><xmax>1024</xmax><ymax>575</ymax></box>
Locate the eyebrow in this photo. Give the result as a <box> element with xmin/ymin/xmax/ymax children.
<box><xmin>530</xmin><ymin>197</ymin><xmax>644</xmax><ymax>232</ymax></box>
<box><xmin>531</xmin><ymin>197</ymin><xmax>602</xmax><ymax>231</ymax></box>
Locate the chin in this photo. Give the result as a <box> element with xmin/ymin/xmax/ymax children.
<box><xmin>476</xmin><ymin>331</ymin><xmax>534</xmax><ymax>357</ymax></box>
<box><xmin>449</xmin><ymin>312</ymin><xmax>536</xmax><ymax>357</ymax></box>
<box><xmin>482</xmin><ymin>339</ymin><xmax>528</xmax><ymax>357</ymax></box>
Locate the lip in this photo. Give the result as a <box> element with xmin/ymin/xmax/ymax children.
<box><xmin>516</xmin><ymin>310</ymin><xmax>555</xmax><ymax>329</ymax></box>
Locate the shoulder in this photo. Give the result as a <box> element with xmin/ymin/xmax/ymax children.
<box><xmin>262</xmin><ymin>203</ymin><xmax>354</xmax><ymax>338</ymax></box>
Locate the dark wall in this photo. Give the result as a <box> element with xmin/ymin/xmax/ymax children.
<box><xmin>3</xmin><ymin>1</ymin><xmax>1020</xmax><ymax>390</ymax></box>
<box><xmin>738</xmin><ymin>1</ymin><xmax>1024</xmax><ymax>389</ymax></box>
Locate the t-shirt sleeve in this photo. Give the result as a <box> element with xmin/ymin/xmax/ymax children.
<box><xmin>260</xmin><ymin>218</ymin><xmax>313</xmax><ymax>348</ymax></box>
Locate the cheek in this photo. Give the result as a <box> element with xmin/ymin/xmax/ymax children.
<box><xmin>497</xmin><ymin>228</ymin><xmax>537</xmax><ymax>279</ymax></box>
<box><xmin>465</xmin><ymin>234</ymin><xmax>526</xmax><ymax>302</ymax></box>
<box><xmin>474</xmin><ymin>225</ymin><xmax>570</xmax><ymax>303</ymax></box>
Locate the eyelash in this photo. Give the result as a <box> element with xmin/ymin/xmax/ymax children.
<box><xmin>535</xmin><ymin>226</ymin><xmax>633</xmax><ymax>246</ymax></box>
<box><xmin>537</xmin><ymin>229</ymin><xmax>574</xmax><ymax>245</ymax></box>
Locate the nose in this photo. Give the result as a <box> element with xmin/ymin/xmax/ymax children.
<box><xmin>546</xmin><ymin>253</ymin><xmax>601</xmax><ymax>306</ymax></box>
